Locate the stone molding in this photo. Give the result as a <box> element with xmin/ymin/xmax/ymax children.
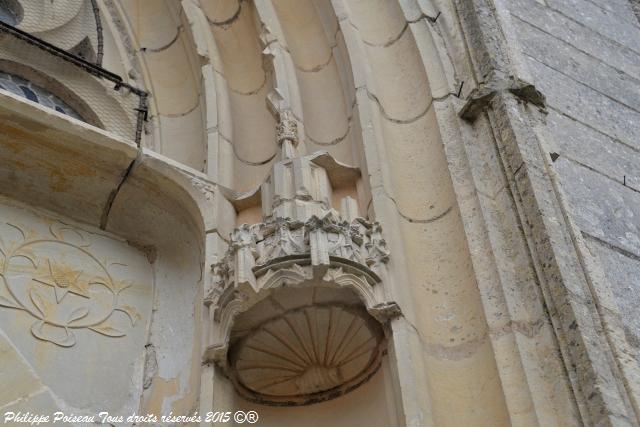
<box><xmin>456</xmin><ymin>0</ymin><xmax>640</xmax><ymax>424</ymax></box>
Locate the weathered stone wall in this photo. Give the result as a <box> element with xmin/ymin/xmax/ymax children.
<box><xmin>508</xmin><ymin>0</ymin><xmax>640</xmax><ymax>366</ymax></box>
<box><xmin>0</xmin><ymin>89</ymin><xmax>211</xmax><ymax>424</ymax></box>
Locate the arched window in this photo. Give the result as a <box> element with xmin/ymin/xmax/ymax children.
<box><xmin>0</xmin><ymin>0</ymin><xmax>22</xmax><ymax>26</ymax></box>
<box><xmin>0</xmin><ymin>71</ymin><xmax>84</xmax><ymax>121</ymax></box>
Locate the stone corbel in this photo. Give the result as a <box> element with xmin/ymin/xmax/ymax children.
<box><xmin>204</xmin><ymin>262</ymin><xmax>400</xmax><ymax>368</ymax></box>
<box><xmin>369</xmin><ymin>301</ymin><xmax>402</xmax><ymax>323</ymax></box>
<box><xmin>459</xmin><ymin>73</ymin><xmax>545</xmax><ymax>121</ymax></box>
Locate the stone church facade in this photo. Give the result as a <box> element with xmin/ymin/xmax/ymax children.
<box><xmin>0</xmin><ymin>0</ymin><xmax>639</xmax><ymax>426</ymax></box>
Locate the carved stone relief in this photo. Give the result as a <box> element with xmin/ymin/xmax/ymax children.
<box><xmin>227</xmin><ymin>286</ymin><xmax>385</xmax><ymax>405</ymax></box>
<box><xmin>235</xmin><ymin>305</ymin><xmax>380</xmax><ymax>398</ymax></box>
<box><xmin>0</xmin><ymin>198</ymin><xmax>152</xmax><ymax>416</ymax></box>
<box><xmin>0</xmin><ymin>221</ymin><xmax>139</xmax><ymax>347</ymax></box>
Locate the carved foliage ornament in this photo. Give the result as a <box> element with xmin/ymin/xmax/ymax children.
<box><xmin>208</xmin><ymin>211</ymin><xmax>391</xmax><ymax>308</ymax></box>
<box><xmin>276</xmin><ymin>110</ymin><xmax>298</xmax><ymax>147</ymax></box>
<box><xmin>0</xmin><ymin>222</ymin><xmax>139</xmax><ymax>347</ymax></box>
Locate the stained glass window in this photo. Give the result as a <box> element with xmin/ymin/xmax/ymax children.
<box><xmin>0</xmin><ymin>71</ymin><xmax>84</xmax><ymax>121</ymax></box>
<box><xmin>0</xmin><ymin>0</ymin><xmax>22</xmax><ymax>26</ymax></box>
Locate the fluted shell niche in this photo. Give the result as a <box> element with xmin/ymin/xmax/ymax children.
<box><xmin>227</xmin><ymin>286</ymin><xmax>385</xmax><ymax>405</ymax></box>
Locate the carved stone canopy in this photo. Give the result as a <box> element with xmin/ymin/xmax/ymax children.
<box><xmin>205</xmin><ymin>213</ymin><xmax>396</xmax><ymax>358</ymax></box>
<box><xmin>206</xmin><ymin>114</ymin><xmax>397</xmax><ymax>405</ymax></box>
<box><xmin>227</xmin><ymin>286</ymin><xmax>385</xmax><ymax>405</ymax></box>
